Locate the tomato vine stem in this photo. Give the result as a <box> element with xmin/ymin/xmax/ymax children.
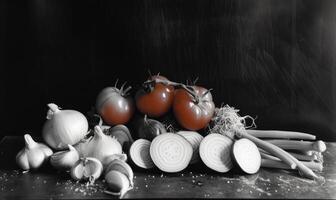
<box><xmin>143</xmin><ymin>79</ymin><xmax>201</xmax><ymax>103</ymax></box>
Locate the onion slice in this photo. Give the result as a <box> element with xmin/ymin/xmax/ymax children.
<box><xmin>129</xmin><ymin>139</ymin><xmax>154</xmax><ymax>169</ymax></box>
<box><xmin>232</xmin><ymin>138</ymin><xmax>261</xmax><ymax>174</ymax></box>
<box><xmin>199</xmin><ymin>133</ymin><xmax>233</xmax><ymax>173</ymax></box>
<box><xmin>177</xmin><ymin>131</ymin><xmax>204</xmax><ymax>164</ymax></box>
<box><xmin>149</xmin><ymin>133</ymin><xmax>193</xmax><ymax>173</ymax></box>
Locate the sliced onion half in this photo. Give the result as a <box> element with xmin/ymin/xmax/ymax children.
<box><xmin>232</xmin><ymin>138</ymin><xmax>261</xmax><ymax>174</ymax></box>
<box><xmin>177</xmin><ymin>131</ymin><xmax>204</xmax><ymax>164</ymax></box>
<box><xmin>199</xmin><ymin>133</ymin><xmax>233</xmax><ymax>173</ymax></box>
<box><xmin>129</xmin><ymin>139</ymin><xmax>154</xmax><ymax>169</ymax></box>
<box><xmin>150</xmin><ymin>133</ymin><xmax>193</xmax><ymax>173</ymax></box>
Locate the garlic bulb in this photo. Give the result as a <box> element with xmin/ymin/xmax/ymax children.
<box><xmin>75</xmin><ymin>126</ymin><xmax>122</xmax><ymax>167</ymax></box>
<box><xmin>50</xmin><ymin>144</ymin><xmax>79</xmax><ymax>170</ymax></box>
<box><xmin>70</xmin><ymin>157</ymin><xmax>103</xmax><ymax>183</ymax></box>
<box><xmin>16</xmin><ymin>134</ymin><xmax>53</xmax><ymax>171</ymax></box>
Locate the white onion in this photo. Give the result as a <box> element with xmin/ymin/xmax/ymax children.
<box><xmin>42</xmin><ymin>103</ymin><xmax>88</xmax><ymax>150</ymax></box>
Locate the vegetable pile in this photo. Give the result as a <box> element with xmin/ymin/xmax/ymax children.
<box><xmin>15</xmin><ymin>74</ymin><xmax>327</xmax><ymax>197</ymax></box>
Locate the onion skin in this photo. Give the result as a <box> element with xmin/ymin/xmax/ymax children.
<box><xmin>42</xmin><ymin>103</ymin><xmax>88</xmax><ymax>150</ymax></box>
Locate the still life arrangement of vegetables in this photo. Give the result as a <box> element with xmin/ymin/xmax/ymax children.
<box><xmin>15</xmin><ymin>74</ymin><xmax>327</xmax><ymax>198</ymax></box>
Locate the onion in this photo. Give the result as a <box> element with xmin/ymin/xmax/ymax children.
<box><xmin>177</xmin><ymin>131</ymin><xmax>204</xmax><ymax>164</ymax></box>
<box><xmin>75</xmin><ymin>126</ymin><xmax>122</xmax><ymax>167</ymax></box>
<box><xmin>137</xmin><ymin>115</ymin><xmax>166</xmax><ymax>141</ymax></box>
<box><xmin>199</xmin><ymin>133</ymin><xmax>233</xmax><ymax>173</ymax></box>
<box><xmin>232</xmin><ymin>138</ymin><xmax>261</xmax><ymax>174</ymax></box>
<box><xmin>42</xmin><ymin>103</ymin><xmax>88</xmax><ymax>150</ymax></box>
<box><xmin>149</xmin><ymin>133</ymin><xmax>193</xmax><ymax>173</ymax></box>
<box><xmin>129</xmin><ymin>139</ymin><xmax>154</xmax><ymax>169</ymax></box>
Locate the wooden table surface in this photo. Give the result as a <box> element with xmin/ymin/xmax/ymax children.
<box><xmin>0</xmin><ymin>136</ymin><xmax>335</xmax><ymax>199</ymax></box>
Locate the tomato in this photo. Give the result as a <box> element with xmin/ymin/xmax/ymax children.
<box><xmin>135</xmin><ymin>75</ymin><xmax>175</xmax><ymax>117</ymax></box>
<box><xmin>96</xmin><ymin>85</ymin><xmax>134</xmax><ymax>125</ymax></box>
<box><xmin>173</xmin><ymin>86</ymin><xmax>215</xmax><ymax>131</ymax></box>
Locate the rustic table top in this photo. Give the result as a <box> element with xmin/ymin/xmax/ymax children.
<box><xmin>0</xmin><ymin>136</ymin><xmax>335</xmax><ymax>199</ymax></box>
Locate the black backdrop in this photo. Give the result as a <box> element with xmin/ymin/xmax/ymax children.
<box><xmin>1</xmin><ymin>0</ymin><xmax>336</xmax><ymax>141</ymax></box>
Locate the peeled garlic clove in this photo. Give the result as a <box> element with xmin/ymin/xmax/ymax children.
<box><xmin>105</xmin><ymin>170</ymin><xmax>132</xmax><ymax>198</ymax></box>
<box><xmin>50</xmin><ymin>145</ymin><xmax>79</xmax><ymax>170</ymax></box>
<box><xmin>105</xmin><ymin>159</ymin><xmax>134</xmax><ymax>187</ymax></box>
<box><xmin>70</xmin><ymin>157</ymin><xmax>103</xmax><ymax>183</ymax></box>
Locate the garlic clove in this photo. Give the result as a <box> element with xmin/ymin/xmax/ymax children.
<box><xmin>24</xmin><ymin>134</ymin><xmax>38</xmax><ymax>149</ymax></box>
<box><xmin>71</xmin><ymin>163</ymin><xmax>85</xmax><ymax>180</ymax></box>
<box><xmin>107</xmin><ymin>125</ymin><xmax>134</xmax><ymax>147</ymax></box>
<box><xmin>16</xmin><ymin>150</ymin><xmax>29</xmax><ymax>171</ymax></box>
<box><xmin>39</xmin><ymin>143</ymin><xmax>53</xmax><ymax>157</ymax></box>
<box><xmin>105</xmin><ymin>159</ymin><xmax>134</xmax><ymax>187</ymax></box>
<box><xmin>103</xmin><ymin>154</ymin><xmax>128</xmax><ymax>166</ymax></box>
<box><xmin>27</xmin><ymin>149</ymin><xmax>46</xmax><ymax>169</ymax></box>
<box><xmin>105</xmin><ymin>170</ymin><xmax>132</xmax><ymax>198</ymax></box>
<box><xmin>70</xmin><ymin>157</ymin><xmax>103</xmax><ymax>183</ymax></box>
<box><xmin>74</xmin><ymin>136</ymin><xmax>91</xmax><ymax>158</ymax></box>
<box><xmin>50</xmin><ymin>144</ymin><xmax>79</xmax><ymax>170</ymax></box>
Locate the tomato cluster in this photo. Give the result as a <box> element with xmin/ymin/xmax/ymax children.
<box><xmin>96</xmin><ymin>75</ymin><xmax>215</xmax><ymax>132</ymax></box>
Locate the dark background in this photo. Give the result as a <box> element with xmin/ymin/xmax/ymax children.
<box><xmin>0</xmin><ymin>0</ymin><xmax>336</xmax><ymax>141</ymax></box>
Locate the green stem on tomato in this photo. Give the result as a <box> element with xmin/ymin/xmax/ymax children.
<box><xmin>143</xmin><ymin>78</ymin><xmax>200</xmax><ymax>102</ymax></box>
